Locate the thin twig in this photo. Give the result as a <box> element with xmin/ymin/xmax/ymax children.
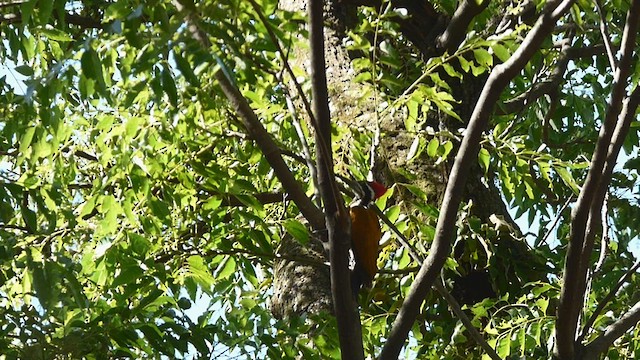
<box><xmin>373</xmin><ymin>206</ymin><xmax>501</xmax><ymax>360</ymax></box>
<box><xmin>594</xmin><ymin>0</ymin><xmax>617</xmax><ymax>70</ymax></box>
<box><xmin>582</xmin><ymin>301</ymin><xmax>640</xmax><ymax>359</ymax></box>
<box><xmin>285</xmin><ymin>90</ymin><xmax>321</xmax><ymax>204</ymax></box>
<box><xmin>0</xmin><ymin>224</ymin><xmax>30</xmax><ymax>232</ymax></box>
<box><xmin>594</xmin><ymin>193</ymin><xmax>609</xmax><ymax>273</ymax></box>
<box><xmin>246</xmin><ymin>0</ymin><xmax>317</xmax><ymax>127</ymax></box>
<box><xmin>578</xmin><ymin>259</ymin><xmax>640</xmax><ymax>344</ymax></box>
<box><xmin>537</xmin><ymin>195</ymin><xmax>574</xmax><ymax>247</ymax></box>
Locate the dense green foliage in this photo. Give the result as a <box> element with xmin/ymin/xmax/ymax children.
<box><xmin>0</xmin><ymin>0</ymin><xmax>639</xmax><ymax>359</ymax></box>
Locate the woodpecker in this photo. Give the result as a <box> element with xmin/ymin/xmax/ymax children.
<box><xmin>350</xmin><ymin>181</ymin><xmax>388</xmax><ymax>298</ymax></box>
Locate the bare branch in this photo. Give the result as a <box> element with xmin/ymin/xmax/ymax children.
<box><xmin>437</xmin><ymin>0</ymin><xmax>491</xmax><ymax>53</ymax></box>
<box><xmin>581</xmin><ymin>301</ymin><xmax>640</xmax><ymax>360</ymax></box>
<box><xmin>74</xmin><ymin>150</ymin><xmax>99</xmax><ymax>162</ymax></box>
<box><xmin>593</xmin><ymin>194</ymin><xmax>610</xmax><ymax>274</ymax></box>
<box><xmin>0</xmin><ymin>1</ymin><xmax>27</xmax><ymax>8</ymax></box>
<box><xmin>0</xmin><ymin>11</ymin><xmax>103</xmax><ymax>29</ymax></box>
<box><xmin>556</xmin><ymin>1</ymin><xmax>640</xmax><ymax>354</ymax></box>
<box><xmin>578</xmin><ymin>259</ymin><xmax>640</xmax><ymax>344</ymax></box>
<box><xmin>248</xmin><ymin>0</ymin><xmax>323</xmax><ymax>206</ymax></box>
<box><xmin>594</xmin><ymin>0</ymin><xmax>617</xmax><ymax>70</ymax></box>
<box><xmin>172</xmin><ymin>0</ymin><xmax>325</xmax><ymax>231</ymax></box>
<box><xmin>285</xmin><ymin>92</ymin><xmax>321</xmax><ymax>204</ymax></box>
<box><xmin>246</xmin><ymin>0</ymin><xmax>316</xmax><ymax>127</ymax></box>
<box><xmin>308</xmin><ymin>0</ymin><xmax>364</xmax><ymax>357</ymax></box>
<box><xmin>379</xmin><ymin>1</ymin><xmax>575</xmax><ymax>358</ymax></box>
<box><xmin>565</xmin><ymin>44</ymin><xmax>607</xmax><ymax>58</ymax></box>
<box><xmin>500</xmin><ymin>35</ymin><xmax>572</xmax><ymax>115</ymax></box>
<box><xmin>537</xmin><ymin>195</ymin><xmax>574</xmax><ymax>247</ymax></box>
<box><xmin>217</xmin><ymin>192</ymin><xmax>287</xmax><ymax>207</ymax></box>
<box><xmin>155</xmin><ymin>244</ymin><xmax>330</xmax><ymax>268</ymax></box>
<box><xmin>0</xmin><ymin>224</ymin><xmax>30</xmax><ymax>232</ymax></box>
<box><xmin>0</xmin><ymin>149</ymin><xmax>17</xmax><ymax>156</ymax></box>
<box><xmin>373</xmin><ymin>206</ymin><xmax>501</xmax><ymax>360</ymax></box>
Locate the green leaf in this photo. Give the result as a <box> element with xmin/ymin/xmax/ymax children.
<box><xmin>104</xmin><ymin>1</ymin><xmax>131</xmax><ymax>22</ymax></box>
<box><xmin>406</xmin><ymin>99</ymin><xmax>418</xmax><ymax>128</ymax></box>
<box><xmin>497</xmin><ymin>332</ymin><xmax>511</xmax><ymax>357</ymax></box>
<box><xmin>20</xmin><ymin>0</ymin><xmax>37</xmax><ymax>25</ymax></box>
<box><xmin>99</xmin><ymin>195</ymin><xmax>122</xmax><ymax>234</ymax></box>
<box><xmin>459</xmin><ymin>56</ymin><xmax>470</xmax><ymax>72</ymax></box>
<box><xmin>21</xmin><ymin>205</ymin><xmax>37</xmax><ymax>233</ymax></box>
<box><xmin>18</xmin><ymin>126</ymin><xmax>36</xmax><ymax>159</ymax></box>
<box><xmin>187</xmin><ymin>255</ymin><xmax>216</xmax><ymax>287</ymax></box>
<box><xmin>203</xmin><ymin>196</ymin><xmax>222</xmax><ymax>210</ymax></box>
<box><xmin>441</xmin><ymin>140</ymin><xmax>453</xmax><ymax>158</ymax></box>
<box><xmin>129</xmin><ymin>232</ymin><xmax>151</xmax><ymax>257</ymax></box>
<box><xmin>130</xmin><ymin>289</ymin><xmax>164</xmax><ymax>316</ymax></box>
<box><xmin>406</xmin><ymin>136</ymin><xmax>423</xmax><ymax>161</ymax></box>
<box><xmin>81</xmin><ymin>49</ymin><xmax>100</xmax><ymax>79</ymax></box>
<box><xmin>112</xmin><ymin>264</ymin><xmax>144</xmax><ymax>287</ymax></box>
<box><xmin>478</xmin><ymin>147</ymin><xmax>490</xmax><ymax>173</ymax></box>
<box><xmin>402</xmin><ymin>183</ymin><xmax>428</xmax><ymax>201</ymax></box>
<box><xmin>32</xmin><ymin>263</ymin><xmax>55</xmax><ymax>309</ymax></box>
<box><xmin>214</xmin><ymin>256</ymin><xmax>236</xmax><ymax>280</ymax></box>
<box><xmin>442</xmin><ymin>63</ymin><xmax>462</xmax><ymax>79</ymax></box>
<box><xmin>38</xmin><ymin>0</ymin><xmax>54</xmax><ymax>24</ymax></box>
<box><xmin>149</xmin><ymin>198</ymin><xmax>171</xmax><ymax>221</ymax></box>
<box><xmin>14</xmin><ymin>65</ymin><xmax>34</xmax><ymax>76</ymax></box>
<box><xmin>161</xmin><ymin>67</ymin><xmax>178</xmax><ymax>107</ymax></box>
<box><xmin>529</xmin><ymin>321</ymin><xmax>542</xmax><ymax>346</ymax></box>
<box><xmin>78</xmin><ymin>196</ymin><xmax>97</xmax><ymax>219</ymax></box>
<box><xmin>473</xmin><ymin>48</ymin><xmax>493</xmax><ymax>68</ymax></box>
<box><xmin>427</xmin><ymin>138</ymin><xmax>439</xmax><ymax>157</ymax></box>
<box><xmin>555</xmin><ymin>167</ymin><xmax>579</xmax><ymax>194</ymax></box>
<box><xmin>39</xmin><ymin>28</ymin><xmax>73</xmax><ymax>42</ymax></box>
<box><xmin>385</xmin><ymin>205</ymin><xmax>401</xmax><ymax>222</ymax></box>
<box><xmin>491</xmin><ymin>43</ymin><xmax>511</xmax><ymax>62</ymax></box>
<box><xmin>174</xmin><ymin>51</ymin><xmax>200</xmax><ymax>86</ymax></box>
<box><xmin>283</xmin><ymin>219</ymin><xmax>309</xmax><ymax>245</ymax></box>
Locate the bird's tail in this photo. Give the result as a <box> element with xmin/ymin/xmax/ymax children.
<box><xmin>350</xmin><ymin>265</ymin><xmax>372</xmax><ymax>300</ymax></box>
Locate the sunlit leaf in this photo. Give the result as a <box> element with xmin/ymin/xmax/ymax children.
<box><xmin>283</xmin><ymin>219</ymin><xmax>309</xmax><ymax>245</ymax></box>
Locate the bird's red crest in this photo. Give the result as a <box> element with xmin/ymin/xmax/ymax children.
<box><xmin>368</xmin><ymin>181</ymin><xmax>388</xmax><ymax>200</ymax></box>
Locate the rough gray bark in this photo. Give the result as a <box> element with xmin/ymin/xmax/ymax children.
<box><xmin>270</xmin><ymin>234</ymin><xmax>332</xmax><ymax>318</ymax></box>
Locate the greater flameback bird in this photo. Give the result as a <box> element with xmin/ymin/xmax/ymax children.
<box><xmin>350</xmin><ymin>181</ymin><xmax>388</xmax><ymax>298</ymax></box>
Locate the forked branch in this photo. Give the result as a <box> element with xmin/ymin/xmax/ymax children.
<box><xmin>379</xmin><ymin>1</ymin><xmax>575</xmax><ymax>358</ymax></box>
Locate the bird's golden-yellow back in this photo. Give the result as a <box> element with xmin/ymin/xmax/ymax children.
<box><xmin>350</xmin><ymin>205</ymin><xmax>381</xmax><ymax>284</ymax></box>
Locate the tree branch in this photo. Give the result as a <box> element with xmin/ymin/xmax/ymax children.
<box><xmin>593</xmin><ymin>194</ymin><xmax>609</xmax><ymax>274</ymax></box>
<box><xmin>379</xmin><ymin>1</ymin><xmax>575</xmax><ymax>358</ymax></box>
<box><xmin>437</xmin><ymin>0</ymin><xmax>491</xmax><ymax>54</ymax></box>
<box><xmin>155</xmin><ymin>246</ymin><xmax>329</xmax><ymax>269</ymax></box>
<box><xmin>308</xmin><ymin>0</ymin><xmax>364</xmax><ymax>358</ymax></box>
<box><xmin>578</xmin><ymin>259</ymin><xmax>640</xmax><ymax>344</ymax></box>
<box><xmin>0</xmin><ymin>224</ymin><xmax>30</xmax><ymax>232</ymax></box>
<box><xmin>581</xmin><ymin>301</ymin><xmax>640</xmax><ymax>360</ymax></box>
<box><xmin>247</xmin><ymin>0</ymin><xmax>322</xmax><ymax>204</ymax></box>
<box><xmin>342</xmin><ymin>0</ymin><xmax>443</xmax><ymax>57</ymax></box>
<box><xmin>555</xmin><ymin>1</ymin><xmax>640</xmax><ymax>355</ymax></box>
<box><xmin>537</xmin><ymin>195</ymin><xmax>573</xmax><ymax>247</ymax></box>
<box><xmin>0</xmin><ymin>11</ymin><xmax>103</xmax><ymax>29</ymax></box>
<box><xmin>172</xmin><ymin>0</ymin><xmax>325</xmax><ymax>231</ymax></box>
<box><xmin>594</xmin><ymin>0</ymin><xmax>617</xmax><ymax>70</ymax></box>
<box><xmin>373</xmin><ymin>206</ymin><xmax>501</xmax><ymax>360</ymax></box>
<box><xmin>500</xmin><ymin>34</ymin><xmax>572</xmax><ymax>115</ymax></box>
<box><xmin>285</xmin><ymin>91</ymin><xmax>322</xmax><ymax>204</ymax></box>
